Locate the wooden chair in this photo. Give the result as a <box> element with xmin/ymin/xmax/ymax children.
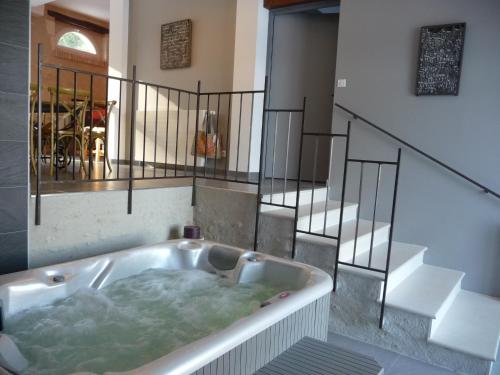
<box><xmin>29</xmin><ymin>84</ymin><xmax>54</xmax><ymax>176</ymax></box>
<box><xmin>83</xmin><ymin>99</ymin><xmax>117</xmax><ymax>174</ymax></box>
<box><xmin>48</xmin><ymin>86</ymin><xmax>90</xmax><ymax>177</ymax></box>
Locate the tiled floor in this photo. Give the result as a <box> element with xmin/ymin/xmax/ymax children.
<box><xmin>327</xmin><ymin>332</ymin><xmax>457</xmax><ymax>374</ymax></box>
<box><xmin>32</xmin><ymin>159</ymin><xmax>323</xmax><ymax>195</ymax></box>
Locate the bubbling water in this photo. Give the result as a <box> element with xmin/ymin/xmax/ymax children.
<box><xmin>4</xmin><ymin>269</ymin><xmax>281</xmax><ymax>375</ymax></box>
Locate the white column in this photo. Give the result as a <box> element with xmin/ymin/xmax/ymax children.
<box><xmin>107</xmin><ymin>0</ymin><xmax>129</xmax><ymax>162</ymax></box>
<box><xmin>230</xmin><ymin>0</ymin><xmax>269</xmax><ymax>173</ymax></box>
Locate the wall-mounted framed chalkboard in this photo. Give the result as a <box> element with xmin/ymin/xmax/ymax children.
<box><xmin>160</xmin><ymin>19</ymin><xmax>192</xmax><ymax>70</ymax></box>
<box><xmin>415</xmin><ymin>23</ymin><xmax>466</xmax><ymax>96</ymax></box>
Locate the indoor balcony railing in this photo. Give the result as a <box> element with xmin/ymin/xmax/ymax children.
<box><xmin>33</xmin><ymin>44</ymin><xmax>266</xmax><ymax>225</ymax></box>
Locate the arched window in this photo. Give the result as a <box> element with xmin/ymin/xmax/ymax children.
<box><xmin>57</xmin><ymin>31</ymin><xmax>97</xmax><ymax>54</ymax></box>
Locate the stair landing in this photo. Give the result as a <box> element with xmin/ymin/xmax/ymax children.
<box><xmin>429</xmin><ymin>290</ymin><xmax>500</xmax><ymax>361</ymax></box>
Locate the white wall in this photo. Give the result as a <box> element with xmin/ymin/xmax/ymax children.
<box><xmin>29</xmin><ymin>186</ymin><xmax>193</xmax><ymax>267</ymax></box>
<box><xmin>230</xmin><ymin>0</ymin><xmax>268</xmax><ymax>172</ymax></box>
<box><xmin>128</xmin><ymin>0</ymin><xmax>237</xmax><ymax>91</ymax></box>
<box><xmin>108</xmin><ymin>0</ymin><xmax>129</xmax><ymax>160</ymax></box>
<box><xmin>125</xmin><ymin>0</ymin><xmax>238</xmax><ymax>169</ymax></box>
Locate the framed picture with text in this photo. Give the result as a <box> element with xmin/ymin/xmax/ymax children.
<box><xmin>415</xmin><ymin>23</ymin><xmax>466</xmax><ymax>96</ymax></box>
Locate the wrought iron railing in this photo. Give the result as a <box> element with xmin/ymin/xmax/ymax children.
<box><xmin>254</xmin><ymin>98</ymin><xmax>306</xmax><ymax>251</ymax></box>
<box><xmin>254</xmin><ymin>98</ymin><xmax>402</xmax><ymax>329</ymax></box>
<box><xmin>335</xmin><ymin>103</ymin><xmax>500</xmax><ymax>201</ymax></box>
<box><xmin>33</xmin><ymin>44</ymin><xmax>265</xmax><ymax>224</ymax></box>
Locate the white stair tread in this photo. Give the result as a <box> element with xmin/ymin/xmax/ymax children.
<box><xmin>429</xmin><ymin>290</ymin><xmax>500</xmax><ymax>361</ymax></box>
<box><xmin>340</xmin><ymin>241</ymin><xmax>427</xmax><ymax>276</ymax></box>
<box><xmin>385</xmin><ymin>264</ymin><xmax>464</xmax><ymax>318</ymax></box>
<box><xmin>262</xmin><ymin>187</ymin><xmax>327</xmax><ymax>206</ymax></box>
<box><xmin>296</xmin><ymin>219</ymin><xmax>389</xmax><ymax>246</ymax></box>
<box><xmin>261</xmin><ymin>200</ymin><xmax>345</xmax><ymax>219</ymax></box>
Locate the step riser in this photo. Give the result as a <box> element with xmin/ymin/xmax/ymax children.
<box><xmin>263</xmin><ymin>188</ymin><xmax>328</xmax><ymax>207</ymax></box>
<box><xmin>429</xmin><ymin>279</ymin><xmax>463</xmax><ymax>337</ymax></box>
<box><xmin>339</xmin><ymin>226</ymin><xmax>390</xmax><ymax>262</ymax></box>
<box><xmin>380</xmin><ymin>251</ymin><xmax>426</xmax><ymax>299</ymax></box>
<box><xmin>295</xmin><ymin>241</ymin><xmax>336</xmax><ymax>274</ymax></box>
<box><xmin>332</xmin><ymin>270</ymin><xmax>494</xmax><ymax>375</ymax></box>
<box><xmin>296</xmin><ymin>205</ymin><xmax>357</xmax><ymax>233</ymax></box>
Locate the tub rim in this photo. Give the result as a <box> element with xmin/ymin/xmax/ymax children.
<box><xmin>0</xmin><ymin>239</ymin><xmax>333</xmax><ymax>375</ymax></box>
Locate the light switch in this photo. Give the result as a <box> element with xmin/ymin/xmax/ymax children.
<box><xmin>337</xmin><ymin>79</ymin><xmax>347</xmax><ymax>88</ymax></box>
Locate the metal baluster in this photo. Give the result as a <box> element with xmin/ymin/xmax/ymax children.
<box><xmin>191</xmin><ymin>81</ymin><xmax>201</xmax><ymax>206</ymax></box>
<box><xmin>235</xmin><ymin>93</ymin><xmax>243</xmax><ymax>181</ymax></box>
<box><xmin>352</xmin><ymin>162</ymin><xmax>364</xmax><ymax>264</ymax></box>
<box><xmin>142</xmin><ymin>84</ymin><xmax>147</xmax><ymax>178</ymax></box>
<box><xmin>55</xmin><ymin>68</ymin><xmax>60</xmax><ymax>181</ymax></box>
<box><xmin>204</xmin><ymin>94</ymin><xmax>210</xmax><ymax>177</ymax></box>
<box><xmin>224</xmin><ymin>94</ymin><xmax>232</xmax><ymax>179</ymax></box>
<box><xmin>72</xmin><ymin>71</ymin><xmax>77</xmax><ymax>179</ymax></box>
<box><xmin>322</xmin><ymin>136</ymin><xmax>334</xmax><ymax>235</ymax></box>
<box><xmin>263</xmin><ymin>109</ymin><xmax>270</xmax><ymax>203</ymax></box>
<box><xmin>153</xmin><ymin>86</ymin><xmax>159</xmax><ymax>177</ymax></box>
<box><xmin>247</xmin><ymin>93</ymin><xmax>254</xmax><ymax>183</ymax></box>
<box><xmin>333</xmin><ymin>121</ymin><xmax>351</xmax><ymax>292</ymax></box>
<box><xmin>368</xmin><ymin>164</ymin><xmax>382</xmax><ymax>268</ymax></box>
<box><xmin>253</xmin><ymin>77</ymin><xmax>268</xmax><ymax>251</ymax></box>
<box><xmin>88</xmin><ymin>74</ymin><xmax>94</xmax><ymax>179</ymax></box>
<box><xmin>164</xmin><ymin>89</ymin><xmax>170</xmax><ymax>177</ymax></box>
<box><xmin>379</xmin><ymin>148</ymin><xmax>402</xmax><ymax>329</ymax></box>
<box><xmin>103</xmin><ymin>76</ymin><xmax>109</xmax><ymax>179</ymax></box>
<box><xmin>116</xmin><ymin>80</ymin><xmax>122</xmax><ymax>179</ymax></box>
<box><xmin>185</xmin><ymin>94</ymin><xmax>190</xmax><ymax>176</ymax></box>
<box><xmin>270</xmin><ymin>113</ymin><xmax>278</xmax><ymax>204</ymax></box>
<box><xmin>127</xmin><ymin>66</ymin><xmax>137</xmax><ymax>214</ymax></box>
<box><xmin>291</xmin><ymin>97</ymin><xmax>307</xmax><ymax>258</ymax></box>
<box><xmin>175</xmin><ymin>90</ymin><xmax>181</xmax><ymax>176</ymax></box>
<box><xmin>309</xmin><ymin>136</ymin><xmax>319</xmax><ymax>232</ymax></box>
<box><xmin>35</xmin><ymin>44</ymin><xmax>43</xmax><ymax>225</ymax></box>
<box><xmin>282</xmin><ymin>112</ymin><xmax>291</xmax><ymax>206</ymax></box>
<box><xmin>214</xmin><ymin>94</ymin><xmax>221</xmax><ymax>178</ymax></box>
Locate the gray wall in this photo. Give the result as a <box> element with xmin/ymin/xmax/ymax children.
<box><xmin>266</xmin><ymin>12</ymin><xmax>339</xmax><ymax>181</ymax></box>
<box><xmin>0</xmin><ymin>0</ymin><xmax>29</xmax><ymax>274</ymax></box>
<box><xmin>333</xmin><ymin>0</ymin><xmax>500</xmax><ymax>295</ymax></box>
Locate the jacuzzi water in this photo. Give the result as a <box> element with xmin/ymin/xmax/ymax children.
<box><xmin>4</xmin><ymin>268</ymin><xmax>282</xmax><ymax>375</ymax></box>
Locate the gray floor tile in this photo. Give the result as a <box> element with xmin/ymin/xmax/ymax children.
<box><xmin>386</xmin><ymin>355</ymin><xmax>455</xmax><ymax>375</ymax></box>
<box><xmin>0</xmin><ymin>230</ymin><xmax>28</xmax><ymax>274</ymax></box>
<box><xmin>491</xmin><ymin>360</ymin><xmax>500</xmax><ymax>375</ymax></box>
<box><xmin>0</xmin><ymin>43</ymin><xmax>28</xmax><ymax>95</ymax></box>
<box><xmin>327</xmin><ymin>332</ymin><xmax>457</xmax><ymax>374</ymax></box>
<box><xmin>0</xmin><ymin>91</ymin><xmax>28</xmax><ymax>141</ymax></box>
<box><xmin>0</xmin><ymin>140</ymin><xmax>28</xmax><ymax>187</ymax></box>
<box><xmin>0</xmin><ymin>0</ymin><xmax>29</xmax><ymax>48</ymax></box>
<box><xmin>327</xmin><ymin>332</ymin><xmax>399</xmax><ymax>370</ymax></box>
<box><xmin>0</xmin><ymin>186</ymin><xmax>27</xmax><ymax>233</ymax></box>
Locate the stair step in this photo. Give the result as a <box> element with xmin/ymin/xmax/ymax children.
<box><xmin>261</xmin><ymin>199</ymin><xmax>358</xmax><ymax>231</ymax></box>
<box><xmin>385</xmin><ymin>243</ymin><xmax>427</xmax><ymax>292</ymax></box>
<box><xmin>429</xmin><ymin>290</ymin><xmax>500</xmax><ymax>361</ymax></box>
<box><xmin>296</xmin><ymin>201</ymin><xmax>358</xmax><ymax>232</ymax></box>
<box><xmin>262</xmin><ymin>187</ymin><xmax>328</xmax><ymax>208</ymax></box>
<box><xmin>296</xmin><ymin>219</ymin><xmax>390</xmax><ymax>257</ymax></box>
<box><xmin>385</xmin><ymin>264</ymin><xmax>464</xmax><ymax>319</ymax></box>
<box><xmin>339</xmin><ymin>242</ymin><xmax>427</xmax><ymax>286</ymax></box>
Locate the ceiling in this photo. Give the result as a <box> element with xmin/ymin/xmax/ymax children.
<box><xmin>32</xmin><ymin>0</ymin><xmax>110</xmax><ymax>21</ymax></box>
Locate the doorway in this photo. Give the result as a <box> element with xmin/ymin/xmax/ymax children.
<box><xmin>265</xmin><ymin>1</ymin><xmax>340</xmax><ymax>184</ymax></box>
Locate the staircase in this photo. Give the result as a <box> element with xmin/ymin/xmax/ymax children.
<box><xmin>259</xmin><ymin>187</ymin><xmax>500</xmax><ymax>375</ymax></box>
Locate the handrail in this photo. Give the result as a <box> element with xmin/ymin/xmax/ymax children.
<box><xmin>335</xmin><ymin>103</ymin><xmax>500</xmax><ymax>201</ymax></box>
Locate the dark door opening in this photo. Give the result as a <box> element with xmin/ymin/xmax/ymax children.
<box><xmin>265</xmin><ymin>1</ymin><xmax>340</xmax><ymax>183</ymax></box>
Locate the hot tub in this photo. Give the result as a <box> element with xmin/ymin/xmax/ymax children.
<box><xmin>0</xmin><ymin>240</ymin><xmax>332</xmax><ymax>375</ymax></box>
